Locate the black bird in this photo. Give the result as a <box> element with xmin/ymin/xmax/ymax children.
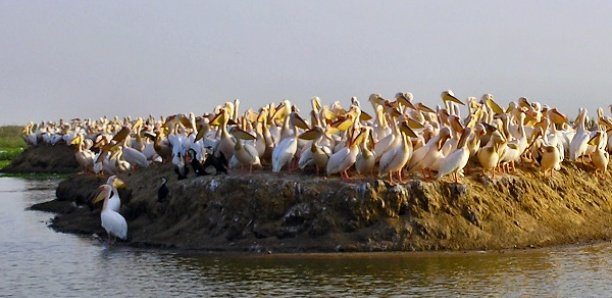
<box><xmin>157</xmin><ymin>177</ymin><xmax>169</xmax><ymax>202</ymax></box>
<box><xmin>174</xmin><ymin>152</ymin><xmax>189</xmax><ymax>180</ymax></box>
<box><xmin>187</xmin><ymin>148</ymin><xmax>208</xmax><ymax>176</ymax></box>
<box><xmin>203</xmin><ymin>151</ymin><xmax>228</xmax><ymax>175</ymax></box>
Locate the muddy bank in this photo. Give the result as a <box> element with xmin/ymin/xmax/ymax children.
<box><xmin>2</xmin><ymin>144</ymin><xmax>78</xmax><ymax>173</ymax></box>
<box><xmin>34</xmin><ymin>161</ymin><xmax>612</xmax><ymax>253</ymax></box>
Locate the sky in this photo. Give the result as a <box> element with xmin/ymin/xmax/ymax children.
<box><xmin>1</xmin><ymin>1</ymin><xmax>611</xmax><ymax>125</ymax></box>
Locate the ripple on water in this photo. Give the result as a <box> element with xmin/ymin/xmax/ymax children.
<box><xmin>0</xmin><ymin>177</ymin><xmax>611</xmax><ymax>296</ymax></box>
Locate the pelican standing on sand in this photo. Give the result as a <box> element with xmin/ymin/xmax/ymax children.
<box><xmin>378</xmin><ymin>121</ymin><xmax>417</xmax><ymax>184</ymax></box>
<box><xmin>436</xmin><ymin>127</ymin><xmax>472</xmax><ymax>183</ymax></box>
<box><xmin>272</xmin><ymin>112</ymin><xmax>309</xmax><ymax>173</ymax></box>
<box><xmin>588</xmin><ymin>131</ymin><xmax>609</xmax><ymax>177</ymax></box>
<box><xmin>93</xmin><ymin>184</ymin><xmax>128</xmax><ymax>243</ymax></box>
<box><xmin>326</xmin><ymin>127</ymin><xmax>366</xmax><ymax>179</ymax></box>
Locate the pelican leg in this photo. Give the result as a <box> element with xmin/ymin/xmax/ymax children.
<box><xmin>342</xmin><ymin>170</ymin><xmax>351</xmax><ymax>181</ymax></box>
<box><xmin>388</xmin><ymin>171</ymin><xmax>395</xmax><ymax>185</ymax></box>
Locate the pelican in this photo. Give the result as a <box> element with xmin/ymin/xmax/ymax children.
<box><xmin>232</xmin><ymin>128</ymin><xmax>261</xmax><ymax>173</ymax></box>
<box><xmin>211</xmin><ymin>108</ymin><xmax>235</xmax><ymax>160</ymax></box>
<box><xmin>93</xmin><ymin>184</ymin><xmax>128</xmax><ymax>243</ymax></box>
<box><xmin>272</xmin><ymin>112</ymin><xmax>308</xmax><ymax>173</ymax></box>
<box><xmin>70</xmin><ymin>134</ymin><xmax>95</xmax><ymax>173</ymax></box>
<box><xmin>407</xmin><ymin>127</ymin><xmax>451</xmax><ymax>177</ymax></box>
<box><xmin>378</xmin><ymin>121</ymin><xmax>417</xmax><ymax>184</ymax></box>
<box><xmin>569</xmin><ymin>108</ymin><xmax>591</xmax><ymax>161</ymax></box>
<box><xmin>298</xmin><ymin>126</ymin><xmax>333</xmax><ymax>175</ymax></box>
<box><xmin>22</xmin><ymin>122</ymin><xmax>39</xmax><ymax>145</ymax></box>
<box><xmin>105</xmin><ymin>175</ymin><xmax>126</xmax><ymax>212</ymax></box>
<box><xmin>589</xmin><ymin>131</ymin><xmax>609</xmax><ymax>177</ymax></box>
<box><xmin>326</xmin><ymin>127</ymin><xmax>366</xmax><ymax>179</ymax></box>
<box><xmin>540</xmin><ymin>145</ymin><xmax>561</xmax><ymax>177</ymax></box>
<box><xmin>355</xmin><ymin>127</ymin><xmax>376</xmax><ymax>176</ymax></box>
<box><xmin>436</xmin><ymin>127</ymin><xmax>472</xmax><ymax>183</ymax></box>
<box><xmin>111</xmin><ymin>125</ymin><xmax>150</xmax><ymax>170</ymax></box>
<box><xmin>478</xmin><ymin>133</ymin><xmax>503</xmax><ymax>179</ymax></box>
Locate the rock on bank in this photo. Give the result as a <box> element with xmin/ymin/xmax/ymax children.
<box><xmin>2</xmin><ymin>144</ymin><xmax>78</xmax><ymax>173</ymax></box>
<box><xmin>40</xmin><ymin>163</ymin><xmax>612</xmax><ymax>252</ymax></box>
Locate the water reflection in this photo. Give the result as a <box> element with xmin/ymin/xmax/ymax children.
<box><xmin>0</xmin><ymin>176</ymin><xmax>610</xmax><ymax>297</ymax></box>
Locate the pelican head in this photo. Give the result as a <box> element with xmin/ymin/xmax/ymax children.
<box><xmin>92</xmin><ymin>184</ymin><xmax>112</xmax><ymax>204</ymax></box>
<box><xmin>107</xmin><ymin>175</ymin><xmax>126</xmax><ymax>189</ymax></box>
<box><xmin>481</xmin><ymin>94</ymin><xmax>494</xmax><ymax>104</ymax></box>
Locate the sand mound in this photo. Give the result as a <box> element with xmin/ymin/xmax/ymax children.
<box><xmin>36</xmin><ymin>161</ymin><xmax>612</xmax><ymax>252</ymax></box>
<box><xmin>2</xmin><ymin>144</ymin><xmax>79</xmax><ymax>173</ymax></box>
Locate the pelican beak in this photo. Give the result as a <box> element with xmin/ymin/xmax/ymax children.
<box><xmin>331</xmin><ymin>116</ymin><xmax>354</xmax><ymax>132</ymax></box>
<box><xmin>232</xmin><ymin>128</ymin><xmax>257</xmax><ymax>141</ymax></box>
<box><xmin>292</xmin><ymin>113</ymin><xmax>310</xmax><ymax>130</ymax></box>
<box><xmin>111</xmin><ymin>126</ymin><xmax>131</xmax><ymax>143</ymax></box>
<box><xmin>113</xmin><ymin>178</ymin><xmax>126</xmax><ymax>189</ymax></box>
<box><xmin>417</xmin><ymin>103</ymin><xmax>436</xmax><ymax>114</ymax></box>
<box><xmin>550</xmin><ymin>109</ymin><xmax>568</xmax><ymax>125</ymax></box>
<box><xmin>587</xmin><ymin>133</ymin><xmax>600</xmax><ymax>146</ymax></box>
<box><xmin>400</xmin><ymin>122</ymin><xmax>418</xmax><ymax>138</ymax></box>
<box><xmin>485</xmin><ymin>98</ymin><xmax>505</xmax><ymax>114</ymax></box>
<box><xmin>406</xmin><ymin>117</ymin><xmax>424</xmax><ymax>129</ymax></box>
<box><xmin>210</xmin><ymin>110</ymin><xmax>226</xmax><ymax>126</ymax></box>
<box><xmin>443</xmin><ymin>93</ymin><xmax>465</xmax><ymax>105</ymax></box>
<box><xmin>298</xmin><ymin>128</ymin><xmax>322</xmax><ymax>140</ymax></box>
<box><xmin>359</xmin><ymin>110</ymin><xmax>373</xmax><ymax>121</ymax></box>
<box><xmin>397</xmin><ymin>94</ymin><xmax>417</xmax><ymax>110</ymax></box>
<box><xmin>92</xmin><ymin>186</ymin><xmax>107</xmax><ymax>204</ymax></box>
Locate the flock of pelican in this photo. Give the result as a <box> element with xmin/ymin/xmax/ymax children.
<box><xmin>22</xmin><ymin>91</ymin><xmax>612</xmax><ymax>184</ymax></box>
<box><xmin>21</xmin><ymin>91</ymin><xmax>612</xmax><ymax>242</ymax></box>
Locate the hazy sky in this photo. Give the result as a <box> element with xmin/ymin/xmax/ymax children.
<box><xmin>1</xmin><ymin>1</ymin><xmax>611</xmax><ymax>125</ymax></box>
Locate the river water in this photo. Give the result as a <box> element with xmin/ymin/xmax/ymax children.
<box><xmin>0</xmin><ymin>176</ymin><xmax>610</xmax><ymax>297</ymax></box>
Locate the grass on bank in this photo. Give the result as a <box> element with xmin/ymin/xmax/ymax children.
<box><xmin>0</xmin><ymin>126</ymin><xmax>26</xmax><ymax>169</ymax></box>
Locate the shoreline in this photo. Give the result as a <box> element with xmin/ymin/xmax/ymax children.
<box><xmin>17</xmin><ymin>151</ymin><xmax>609</xmax><ymax>253</ymax></box>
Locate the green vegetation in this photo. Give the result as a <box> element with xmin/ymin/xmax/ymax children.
<box><xmin>0</xmin><ymin>126</ymin><xmax>25</xmax><ymax>169</ymax></box>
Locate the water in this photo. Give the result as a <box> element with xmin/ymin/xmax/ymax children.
<box><xmin>0</xmin><ymin>176</ymin><xmax>610</xmax><ymax>297</ymax></box>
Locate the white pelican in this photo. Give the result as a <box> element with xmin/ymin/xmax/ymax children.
<box><xmin>355</xmin><ymin>127</ymin><xmax>376</xmax><ymax>176</ymax></box>
<box><xmin>569</xmin><ymin>108</ymin><xmax>591</xmax><ymax>161</ymax></box>
<box><xmin>231</xmin><ymin>128</ymin><xmax>260</xmax><ymax>173</ymax></box>
<box><xmin>478</xmin><ymin>133</ymin><xmax>504</xmax><ymax>179</ymax></box>
<box><xmin>540</xmin><ymin>145</ymin><xmax>561</xmax><ymax>177</ymax></box>
<box><xmin>70</xmin><ymin>134</ymin><xmax>95</xmax><ymax>173</ymax></box>
<box><xmin>326</xmin><ymin>127</ymin><xmax>366</xmax><ymax>179</ymax></box>
<box><xmin>22</xmin><ymin>122</ymin><xmax>39</xmax><ymax>145</ymax></box>
<box><xmin>440</xmin><ymin>90</ymin><xmax>465</xmax><ymax>117</ymax></box>
<box><xmin>407</xmin><ymin>127</ymin><xmax>451</xmax><ymax>177</ymax></box>
<box><xmin>436</xmin><ymin>127</ymin><xmax>472</xmax><ymax>183</ymax></box>
<box><xmin>499</xmin><ymin>143</ymin><xmax>521</xmax><ymax>173</ymax></box>
<box><xmin>588</xmin><ymin>131</ymin><xmax>609</xmax><ymax>177</ymax></box>
<box><xmin>272</xmin><ymin>112</ymin><xmax>308</xmax><ymax>173</ymax></box>
<box><xmin>374</xmin><ymin>115</ymin><xmax>401</xmax><ymax>160</ymax></box>
<box><xmin>298</xmin><ymin>126</ymin><xmax>333</xmax><ymax>175</ymax></box>
<box><xmin>211</xmin><ymin>108</ymin><xmax>235</xmax><ymax>160</ymax></box>
<box><xmin>118</xmin><ymin>123</ymin><xmax>149</xmax><ymax>170</ymax></box>
<box><xmin>105</xmin><ymin>175</ymin><xmax>126</xmax><ymax>212</ymax></box>
<box><xmin>93</xmin><ymin>184</ymin><xmax>128</xmax><ymax>243</ymax></box>
<box><xmin>378</xmin><ymin>121</ymin><xmax>417</xmax><ymax>184</ymax></box>
<box><xmin>120</xmin><ymin>145</ymin><xmax>149</xmax><ymax>169</ymax></box>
